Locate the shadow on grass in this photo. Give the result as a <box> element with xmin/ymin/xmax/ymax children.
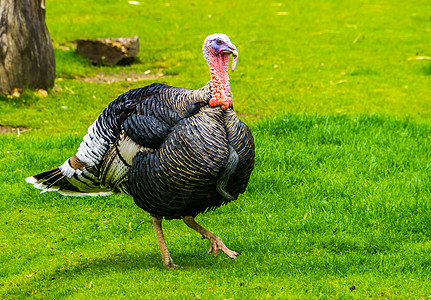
<box><xmin>423</xmin><ymin>63</ymin><xmax>431</xmax><ymax>76</ymax></box>
<box><xmin>48</xmin><ymin>247</ymin><xmax>228</xmax><ymax>278</ymax></box>
<box><xmin>2</xmin><ymin>248</ymin><xmax>237</xmax><ymax>298</ymax></box>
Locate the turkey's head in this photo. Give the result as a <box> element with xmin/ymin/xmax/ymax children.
<box><xmin>203</xmin><ymin>33</ymin><xmax>238</xmax><ymax>111</ymax></box>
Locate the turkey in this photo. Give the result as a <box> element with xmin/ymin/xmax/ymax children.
<box><xmin>26</xmin><ymin>33</ymin><xmax>255</xmax><ymax>268</ymax></box>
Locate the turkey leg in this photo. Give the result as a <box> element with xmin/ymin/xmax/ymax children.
<box><xmin>182</xmin><ymin>216</ymin><xmax>238</xmax><ymax>259</ymax></box>
<box><xmin>151</xmin><ymin>215</ymin><xmax>176</xmax><ymax>268</ymax></box>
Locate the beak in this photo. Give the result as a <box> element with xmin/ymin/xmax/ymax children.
<box><xmin>220</xmin><ymin>43</ymin><xmax>239</xmax><ymax>72</ymax></box>
<box><xmin>231</xmin><ymin>48</ymin><xmax>238</xmax><ymax>72</ymax></box>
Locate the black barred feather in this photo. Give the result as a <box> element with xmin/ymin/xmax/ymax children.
<box><xmin>124</xmin><ymin>115</ymin><xmax>171</xmax><ymax>148</ymax></box>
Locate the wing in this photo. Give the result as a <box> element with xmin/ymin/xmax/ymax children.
<box><xmin>77</xmin><ymin>82</ymin><xmax>211</xmax><ymax>169</ymax></box>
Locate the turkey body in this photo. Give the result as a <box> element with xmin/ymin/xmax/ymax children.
<box><xmin>129</xmin><ymin>103</ymin><xmax>254</xmax><ymax>219</ymax></box>
<box><xmin>26</xmin><ymin>33</ymin><xmax>254</xmax><ymax>267</ymax></box>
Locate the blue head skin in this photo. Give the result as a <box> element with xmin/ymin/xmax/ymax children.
<box><xmin>203</xmin><ymin>33</ymin><xmax>238</xmax><ymax>71</ymax></box>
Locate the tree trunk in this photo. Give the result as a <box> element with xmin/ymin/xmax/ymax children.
<box><xmin>0</xmin><ymin>0</ymin><xmax>55</xmax><ymax>94</ymax></box>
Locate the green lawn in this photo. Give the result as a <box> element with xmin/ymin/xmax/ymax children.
<box><xmin>1</xmin><ymin>0</ymin><xmax>431</xmax><ymax>298</ymax></box>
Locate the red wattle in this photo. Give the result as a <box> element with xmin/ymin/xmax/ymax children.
<box><xmin>209</xmin><ymin>97</ymin><xmax>232</xmax><ymax>110</ymax></box>
<box><xmin>207</xmin><ymin>51</ymin><xmax>233</xmax><ymax>110</ymax></box>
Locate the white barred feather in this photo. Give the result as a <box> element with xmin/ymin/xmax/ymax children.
<box><xmin>100</xmin><ymin>132</ymin><xmax>147</xmax><ymax>190</ymax></box>
<box><xmin>58</xmin><ymin>160</ymin><xmax>76</xmax><ymax>177</ymax></box>
<box><xmin>77</xmin><ymin>119</ymin><xmax>111</xmax><ymax>167</ymax></box>
<box><xmin>57</xmin><ymin>190</ymin><xmax>113</xmax><ymax>197</ymax></box>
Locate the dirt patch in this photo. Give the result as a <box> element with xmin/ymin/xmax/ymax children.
<box><xmin>0</xmin><ymin>125</ymin><xmax>28</xmax><ymax>135</ymax></box>
<box><xmin>76</xmin><ymin>69</ymin><xmax>167</xmax><ymax>84</ymax></box>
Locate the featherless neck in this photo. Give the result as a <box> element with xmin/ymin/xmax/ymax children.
<box><xmin>208</xmin><ymin>53</ymin><xmax>232</xmax><ymax>110</ymax></box>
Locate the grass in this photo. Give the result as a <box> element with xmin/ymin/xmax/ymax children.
<box><xmin>1</xmin><ymin>0</ymin><xmax>431</xmax><ymax>298</ymax></box>
<box><xmin>2</xmin><ymin>115</ymin><xmax>431</xmax><ymax>298</ymax></box>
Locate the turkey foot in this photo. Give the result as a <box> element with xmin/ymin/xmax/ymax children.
<box><xmin>151</xmin><ymin>215</ymin><xmax>177</xmax><ymax>268</ymax></box>
<box><xmin>205</xmin><ymin>235</ymin><xmax>238</xmax><ymax>259</ymax></box>
<box><xmin>183</xmin><ymin>216</ymin><xmax>238</xmax><ymax>259</ymax></box>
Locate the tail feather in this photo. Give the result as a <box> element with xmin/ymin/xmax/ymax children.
<box><xmin>26</xmin><ymin>166</ymin><xmax>112</xmax><ymax>197</ymax></box>
<box><xmin>39</xmin><ymin>170</ymin><xmax>64</xmax><ymax>188</ymax></box>
<box><xmin>26</xmin><ymin>168</ymin><xmax>69</xmax><ymax>193</ymax></box>
<box><xmin>32</xmin><ymin>168</ymin><xmax>62</xmax><ymax>181</ymax></box>
<box><xmin>44</xmin><ymin>174</ymin><xmax>68</xmax><ymax>191</ymax></box>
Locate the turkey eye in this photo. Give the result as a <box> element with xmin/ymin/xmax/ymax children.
<box><xmin>216</xmin><ymin>39</ymin><xmax>222</xmax><ymax>45</ymax></box>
